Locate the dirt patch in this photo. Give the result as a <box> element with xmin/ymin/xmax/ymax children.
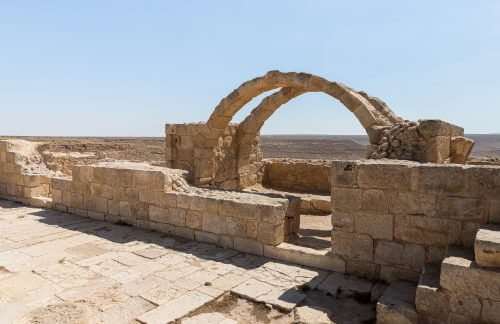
<box><xmin>16</xmin><ymin>303</ymin><xmax>91</xmax><ymax>324</ymax></box>
<box><xmin>182</xmin><ymin>293</ymin><xmax>294</xmax><ymax>324</ymax></box>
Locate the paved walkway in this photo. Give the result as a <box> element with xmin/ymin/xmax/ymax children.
<box><xmin>0</xmin><ymin>199</ymin><xmax>357</xmax><ymax>323</ymax></box>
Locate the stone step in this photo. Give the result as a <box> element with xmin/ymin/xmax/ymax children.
<box><xmin>475</xmin><ymin>224</ymin><xmax>500</xmax><ymax>268</ymax></box>
<box><xmin>415</xmin><ymin>263</ymin><xmax>449</xmax><ymax>322</ymax></box>
<box><xmin>376</xmin><ymin>280</ymin><xmax>419</xmax><ymax>324</ymax></box>
<box><xmin>440</xmin><ymin>246</ymin><xmax>500</xmax><ymax>301</ymax></box>
<box><xmin>263</xmin><ymin>242</ymin><xmax>345</xmax><ymax>273</ymax></box>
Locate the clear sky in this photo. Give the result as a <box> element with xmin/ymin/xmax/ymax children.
<box><xmin>1</xmin><ymin>1</ymin><xmax>499</xmax><ymax>136</ymax></box>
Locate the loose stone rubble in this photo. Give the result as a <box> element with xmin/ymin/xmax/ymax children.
<box><xmin>0</xmin><ymin>70</ymin><xmax>499</xmax><ymax>322</ymax></box>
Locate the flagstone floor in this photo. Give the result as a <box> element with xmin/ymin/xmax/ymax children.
<box><xmin>0</xmin><ymin>199</ymin><xmax>375</xmax><ymax>323</ymax></box>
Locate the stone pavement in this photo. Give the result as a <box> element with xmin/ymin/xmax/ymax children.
<box><xmin>0</xmin><ymin>199</ymin><xmax>353</xmax><ymax>323</ymax></box>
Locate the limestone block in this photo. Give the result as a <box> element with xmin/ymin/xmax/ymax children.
<box><xmin>415</xmin><ymin>264</ymin><xmax>450</xmax><ymax>321</ymax></box>
<box><xmin>355</xmin><ymin>211</ymin><xmax>393</xmax><ymax>240</ymax></box>
<box><xmin>375</xmin><ymin>241</ymin><xmax>425</xmax><ymax>270</ymax></box>
<box><xmin>246</xmin><ymin>219</ymin><xmax>257</xmax><ymax>239</ymax></box>
<box><xmin>132</xmin><ymin>202</ymin><xmax>149</xmax><ymax>220</ymax></box>
<box><xmin>84</xmin><ymin>195</ymin><xmax>96</xmax><ymax>211</ymax></box>
<box><xmin>233</xmin><ymin>237</ymin><xmax>263</xmax><ymax>255</ymax></box>
<box><xmin>169</xmin><ymin>207</ymin><xmax>186</xmax><ymax>227</ymax></box>
<box><xmin>450</xmin><ymin>136</ymin><xmax>474</xmax><ymax>164</ymax></box>
<box><xmin>149</xmin><ymin>205</ymin><xmax>168</xmax><ymax>223</ymax></box>
<box><xmin>424</xmin><ymin>136</ymin><xmax>450</xmax><ymax>164</ymax></box>
<box><xmin>418</xmin><ymin>164</ymin><xmax>464</xmax><ymax>195</ymax></box>
<box><xmin>124</xmin><ymin>187</ymin><xmax>139</xmax><ymax>202</ymax></box>
<box><xmin>481</xmin><ymin>299</ymin><xmax>500</xmax><ymax>323</ymax></box>
<box><xmin>490</xmin><ymin>199</ymin><xmax>500</xmax><ymax>224</ymax></box>
<box><xmin>475</xmin><ymin>224</ymin><xmax>500</xmax><ymax>268</ymax></box>
<box><xmin>62</xmin><ymin>190</ymin><xmax>72</xmax><ymax>206</ymax></box>
<box><xmin>331</xmin><ymin>230</ymin><xmax>373</xmax><ymax>261</ymax></box>
<box><xmin>119</xmin><ymin>201</ymin><xmax>132</xmax><ymax>218</ymax></box>
<box><xmin>100</xmin><ymin>184</ymin><xmax>114</xmax><ymax>200</ymax></box>
<box><xmin>51</xmin><ymin>189</ymin><xmax>62</xmax><ymax>204</ymax></box>
<box><xmin>257</xmin><ymin>223</ymin><xmax>284</xmax><ymax>245</ymax></box>
<box><xmin>176</xmin><ymin>193</ymin><xmax>192</xmax><ymax>209</ymax></box>
<box><xmin>202</xmin><ymin>213</ymin><xmax>226</xmax><ymax>235</ymax></box>
<box><xmin>258</xmin><ymin>204</ymin><xmax>284</xmax><ymax>225</ymax></box>
<box><xmin>346</xmin><ymin>260</ymin><xmax>380</xmax><ymax>280</ymax></box>
<box><xmin>361</xmin><ymin>189</ymin><xmax>388</xmax><ymax>213</ymax></box>
<box><xmin>386</xmin><ymin>191</ymin><xmax>423</xmax><ymax>215</ymax></box>
<box><xmin>331</xmin><ymin>210</ymin><xmax>355</xmax><ymax>232</ymax></box>
<box><xmin>79</xmin><ymin>166</ymin><xmax>94</xmax><ymax>183</ymax></box>
<box><xmin>226</xmin><ymin>216</ymin><xmax>246</xmax><ymax>238</ymax></box>
<box><xmin>331</xmin><ymin>187</ymin><xmax>362</xmax><ymax>211</ymax></box>
<box><xmin>186</xmin><ymin>210</ymin><xmax>202</xmax><ymax>230</ymax></box>
<box><xmin>108</xmin><ymin>200</ymin><xmax>120</xmax><ymax>216</ymax></box>
<box><xmin>450</xmin><ymin>293</ymin><xmax>481</xmax><ymax>319</ymax></box>
<box><xmin>440</xmin><ymin>247</ymin><xmax>500</xmax><ymax>300</ymax></box>
<box><xmin>331</xmin><ymin>160</ymin><xmax>359</xmax><ymax>188</ymax></box>
<box><xmin>394</xmin><ymin>214</ymin><xmax>461</xmax><ymax>245</ymax></box>
<box><xmin>379</xmin><ymin>265</ymin><xmax>420</xmax><ymax>282</ymax></box>
<box><xmin>377</xmin><ymin>281</ymin><xmax>419</xmax><ymax>324</ymax></box>
<box><xmin>195</xmin><ymin>231</ymin><xmax>220</xmax><ymax>244</ymax></box>
<box><xmin>238</xmin><ymin>202</ymin><xmax>258</xmax><ymax>219</ymax></box>
<box><xmin>71</xmin><ymin>192</ymin><xmax>84</xmax><ymax>209</ymax></box>
<box><xmin>418</xmin><ymin>119</ymin><xmax>464</xmax><ymax>138</ymax></box>
<box><xmin>358</xmin><ymin>162</ymin><xmax>415</xmax><ymax>190</ymax></box>
<box><xmin>436</xmin><ymin>196</ymin><xmax>488</xmax><ymax>221</ymax></box>
<box><xmin>218</xmin><ymin>199</ymin><xmax>238</xmax><ymax>217</ymax></box>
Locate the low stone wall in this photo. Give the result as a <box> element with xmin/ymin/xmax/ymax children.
<box><xmin>41</xmin><ymin>151</ymin><xmax>99</xmax><ymax>176</ymax></box>
<box><xmin>331</xmin><ymin>159</ymin><xmax>500</xmax><ymax>282</ymax></box>
<box><xmin>49</xmin><ymin>161</ymin><xmax>300</xmax><ymax>253</ymax></box>
<box><xmin>0</xmin><ymin>140</ymin><xmax>52</xmax><ymax>204</ymax></box>
<box><xmin>262</xmin><ymin>158</ymin><xmax>330</xmax><ymax>194</ymax></box>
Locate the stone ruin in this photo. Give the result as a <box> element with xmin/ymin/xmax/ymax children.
<box><xmin>0</xmin><ymin>71</ymin><xmax>498</xmax><ymax>323</ymax></box>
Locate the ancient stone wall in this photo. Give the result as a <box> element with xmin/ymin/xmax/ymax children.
<box><xmin>0</xmin><ymin>140</ymin><xmax>52</xmax><ymax>205</ymax></box>
<box><xmin>166</xmin><ymin>71</ymin><xmax>474</xmax><ymax>190</ymax></box>
<box><xmin>331</xmin><ymin>159</ymin><xmax>500</xmax><ymax>282</ymax></box>
<box><xmin>366</xmin><ymin>119</ymin><xmax>474</xmax><ymax>163</ymax></box>
<box><xmin>41</xmin><ymin>151</ymin><xmax>99</xmax><ymax>176</ymax></box>
<box><xmin>262</xmin><ymin>158</ymin><xmax>331</xmax><ymax>194</ymax></box>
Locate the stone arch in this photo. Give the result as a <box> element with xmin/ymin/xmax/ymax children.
<box><xmin>207</xmin><ymin>71</ymin><xmax>403</xmax><ymax>140</ymax></box>
<box><xmin>205</xmin><ymin>71</ymin><xmax>404</xmax><ymax>187</ymax></box>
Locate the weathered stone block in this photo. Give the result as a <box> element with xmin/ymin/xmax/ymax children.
<box><xmin>375</xmin><ymin>241</ymin><xmax>424</xmax><ymax>270</ymax></box>
<box><xmin>51</xmin><ymin>189</ymin><xmax>62</xmax><ymax>204</ymax></box>
<box><xmin>355</xmin><ymin>211</ymin><xmax>393</xmax><ymax>240</ymax></box>
<box><xmin>176</xmin><ymin>193</ymin><xmax>192</xmax><ymax>209</ymax></box>
<box><xmin>119</xmin><ymin>201</ymin><xmax>132</xmax><ymax>217</ymax></box>
<box><xmin>394</xmin><ymin>214</ymin><xmax>461</xmax><ymax>245</ymax></box>
<box><xmin>346</xmin><ymin>260</ymin><xmax>380</xmax><ymax>280</ymax></box>
<box><xmin>218</xmin><ymin>199</ymin><xmax>238</xmax><ymax>217</ymax></box>
<box><xmin>358</xmin><ymin>162</ymin><xmax>415</xmax><ymax>191</ymax></box>
<box><xmin>436</xmin><ymin>196</ymin><xmax>488</xmax><ymax>221</ymax></box>
<box><xmin>257</xmin><ymin>223</ymin><xmax>284</xmax><ymax>245</ymax></box>
<box><xmin>186</xmin><ymin>210</ymin><xmax>202</xmax><ymax>230</ymax></box>
<box><xmin>331</xmin><ymin>230</ymin><xmax>373</xmax><ymax>261</ymax></box>
<box><xmin>415</xmin><ymin>264</ymin><xmax>450</xmax><ymax>321</ymax></box>
<box><xmin>332</xmin><ymin>188</ymin><xmax>362</xmax><ymax>211</ymax></box>
<box><xmin>169</xmin><ymin>207</ymin><xmax>186</xmax><ymax>227</ymax></box>
<box><xmin>194</xmin><ymin>230</ymin><xmax>219</xmax><ymax>244</ymax></box>
<box><xmin>149</xmin><ymin>205</ymin><xmax>168</xmax><ymax>223</ymax></box>
<box><xmin>419</xmin><ymin>164</ymin><xmax>464</xmax><ymax>195</ymax></box>
<box><xmin>238</xmin><ymin>202</ymin><xmax>258</xmax><ymax>219</ymax></box>
<box><xmin>475</xmin><ymin>224</ymin><xmax>500</xmax><ymax>268</ymax></box>
<box><xmin>481</xmin><ymin>299</ymin><xmax>500</xmax><ymax>323</ymax></box>
<box><xmin>361</xmin><ymin>189</ymin><xmax>388</xmax><ymax>213</ymax></box>
<box><xmin>490</xmin><ymin>199</ymin><xmax>500</xmax><ymax>224</ymax></box>
<box><xmin>440</xmin><ymin>247</ymin><xmax>500</xmax><ymax>300</ymax></box>
<box><xmin>450</xmin><ymin>293</ymin><xmax>481</xmax><ymax>319</ymax></box>
<box><xmin>226</xmin><ymin>216</ymin><xmax>247</xmax><ymax>238</ymax></box>
<box><xmin>202</xmin><ymin>213</ymin><xmax>226</xmax><ymax>235</ymax></box>
<box><xmin>233</xmin><ymin>237</ymin><xmax>263</xmax><ymax>255</ymax></box>
<box><xmin>331</xmin><ymin>210</ymin><xmax>355</xmax><ymax>232</ymax></box>
<box><xmin>258</xmin><ymin>204</ymin><xmax>284</xmax><ymax>225</ymax></box>
<box><xmin>331</xmin><ymin>160</ymin><xmax>359</xmax><ymax>188</ymax></box>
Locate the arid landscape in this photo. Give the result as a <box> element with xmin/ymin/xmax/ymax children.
<box><xmin>1</xmin><ymin>134</ymin><xmax>499</xmax><ymax>164</ymax></box>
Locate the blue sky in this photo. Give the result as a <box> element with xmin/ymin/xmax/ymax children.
<box><xmin>1</xmin><ymin>1</ymin><xmax>499</xmax><ymax>136</ymax></box>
